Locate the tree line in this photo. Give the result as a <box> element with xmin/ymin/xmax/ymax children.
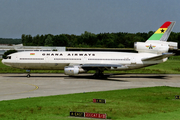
<box><xmin>0</xmin><ymin>38</ymin><xmax>21</xmax><ymax>44</ymax></box>
<box><xmin>21</xmin><ymin>31</ymin><xmax>180</xmax><ymax>48</ymax></box>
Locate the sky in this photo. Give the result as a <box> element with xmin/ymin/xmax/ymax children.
<box><xmin>0</xmin><ymin>0</ymin><xmax>180</xmax><ymax>38</ymax></box>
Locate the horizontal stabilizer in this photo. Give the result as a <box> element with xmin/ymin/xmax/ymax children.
<box><xmin>142</xmin><ymin>53</ymin><xmax>175</xmax><ymax>61</ymax></box>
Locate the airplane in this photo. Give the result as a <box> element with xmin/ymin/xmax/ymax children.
<box><xmin>2</xmin><ymin>21</ymin><xmax>178</xmax><ymax>78</ymax></box>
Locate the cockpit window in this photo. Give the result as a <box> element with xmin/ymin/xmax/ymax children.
<box><xmin>6</xmin><ymin>56</ymin><xmax>11</xmax><ymax>59</ymax></box>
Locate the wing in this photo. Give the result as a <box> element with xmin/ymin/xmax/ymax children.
<box><xmin>81</xmin><ymin>64</ymin><xmax>125</xmax><ymax>70</ymax></box>
<box><xmin>142</xmin><ymin>53</ymin><xmax>174</xmax><ymax>61</ymax></box>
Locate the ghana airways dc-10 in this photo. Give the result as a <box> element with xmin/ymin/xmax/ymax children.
<box><xmin>2</xmin><ymin>21</ymin><xmax>178</xmax><ymax>77</ymax></box>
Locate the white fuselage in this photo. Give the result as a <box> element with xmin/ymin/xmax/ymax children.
<box><xmin>2</xmin><ymin>51</ymin><xmax>166</xmax><ymax>71</ymax></box>
<box><xmin>2</xmin><ymin>21</ymin><xmax>177</xmax><ymax>76</ymax></box>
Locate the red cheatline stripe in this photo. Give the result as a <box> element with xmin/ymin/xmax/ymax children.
<box><xmin>160</xmin><ymin>21</ymin><xmax>171</xmax><ymax>28</ymax></box>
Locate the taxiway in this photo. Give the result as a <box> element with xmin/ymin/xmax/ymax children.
<box><xmin>0</xmin><ymin>74</ymin><xmax>180</xmax><ymax>101</ymax></box>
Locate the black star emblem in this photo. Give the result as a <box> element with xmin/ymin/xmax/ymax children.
<box><xmin>160</xmin><ymin>29</ymin><xmax>165</xmax><ymax>33</ymax></box>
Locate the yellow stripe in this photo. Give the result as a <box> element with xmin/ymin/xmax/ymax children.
<box><xmin>0</xmin><ymin>81</ymin><xmax>39</xmax><ymax>96</ymax></box>
<box><xmin>155</xmin><ymin>28</ymin><xmax>167</xmax><ymax>33</ymax></box>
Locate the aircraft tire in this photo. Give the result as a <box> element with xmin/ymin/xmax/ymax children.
<box><xmin>27</xmin><ymin>74</ymin><xmax>31</xmax><ymax>78</ymax></box>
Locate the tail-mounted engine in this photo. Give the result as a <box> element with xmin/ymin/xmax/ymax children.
<box><xmin>64</xmin><ymin>66</ymin><xmax>87</xmax><ymax>75</ymax></box>
<box><xmin>134</xmin><ymin>41</ymin><xmax>177</xmax><ymax>54</ymax></box>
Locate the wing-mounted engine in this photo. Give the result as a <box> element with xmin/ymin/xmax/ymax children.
<box><xmin>134</xmin><ymin>41</ymin><xmax>177</xmax><ymax>54</ymax></box>
<box><xmin>64</xmin><ymin>66</ymin><xmax>87</xmax><ymax>75</ymax></box>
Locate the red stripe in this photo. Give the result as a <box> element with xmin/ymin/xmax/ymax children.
<box><xmin>160</xmin><ymin>21</ymin><xmax>171</xmax><ymax>28</ymax></box>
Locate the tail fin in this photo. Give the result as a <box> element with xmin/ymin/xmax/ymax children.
<box><xmin>135</xmin><ymin>21</ymin><xmax>177</xmax><ymax>54</ymax></box>
<box><xmin>147</xmin><ymin>21</ymin><xmax>176</xmax><ymax>42</ymax></box>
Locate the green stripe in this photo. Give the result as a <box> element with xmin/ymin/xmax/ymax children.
<box><xmin>148</xmin><ymin>34</ymin><xmax>163</xmax><ymax>40</ymax></box>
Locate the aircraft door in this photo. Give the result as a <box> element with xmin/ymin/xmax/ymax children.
<box><xmin>131</xmin><ymin>57</ymin><xmax>136</xmax><ymax>64</ymax></box>
<box><xmin>82</xmin><ymin>56</ymin><xmax>87</xmax><ymax>63</ymax></box>
<box><xmin>45</xmin><ymin>56</ymin><xmax>49</xmax><ymax>63</ymax></box>
<box><xmin>13</xmin><ymin>54</ymin><xmax>19</xmax><ymax>68</ymax></box>
<box><xmin>14</xmin><ymin>54</ymin><xmax>18</xmax><ymax>63</ymax></box>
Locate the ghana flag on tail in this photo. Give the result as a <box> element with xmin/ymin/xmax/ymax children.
<box><xmin>147</xmin><ymin>21</ymin><xmax>176</xmax><ymax>41</ymax></box>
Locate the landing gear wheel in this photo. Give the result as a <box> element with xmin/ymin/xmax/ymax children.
<box><xmin>26</xmin><ymin>70</ymin><xmax>31</xmax><ymax>78</ymax></box>
<box><xmin>93</xmin><ymin>69</ymin><xmax>105</xmax><ymax>78</ymax></box>
<box><xmin>27</xmin><ymin>74</ymin><xmax>31</xmax><ymax>78</ymax></box>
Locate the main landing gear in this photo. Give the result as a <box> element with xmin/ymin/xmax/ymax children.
<box><xmin>93</xmin><ymin>69</ymin><xmax>106</xmax><ymax>78</ymax></box>
<box><xmin>26</xmin><ymin>70</ymin><xmax>31</xmax><ymax>78</ymax></box>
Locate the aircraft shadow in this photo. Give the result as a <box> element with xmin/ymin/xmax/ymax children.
<box><xmin>65</xmin><ymin>75</ymin><xmax>128</xmax><ymax>82</ymax></box>
<box><xmin>3</xmin><ymin>73</ymin><xmax>168</xmax><ymax>82</ymax></box>
<box><xmin>3</xmin><ymin>74</ymin><xmax>127</xmax><ymax>82</ymax></box>
<box><xmin>3</xmin><ymin>74</ymin><xmax>67</xmax><ymax>78</ymax></box>
<box><xmin>110</xmin><ymin>74</ymin><xmax>168</xmax><ymax>79</ymax></box>
<box><xmin>65</xmin><ymin>74</ymin><xmax>168</xmax><ymax>82</ymax></box>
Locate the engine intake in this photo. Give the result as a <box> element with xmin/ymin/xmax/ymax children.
<box><xmin>64</xmin><ymin>66</ymin><xmax>87</xmax><ymax>75</ymax></box>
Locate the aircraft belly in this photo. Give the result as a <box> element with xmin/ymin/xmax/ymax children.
<box><xmin>14</xmin><ymin>63</ymin><xmax>69</xmax><ymax>70</ymax></box>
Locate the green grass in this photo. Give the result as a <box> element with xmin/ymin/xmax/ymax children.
<box><xmin>0</xmin><ymin>56</ymin><xmax>180</xmax><ymax>74</ymax></box>
<box><xmin>1</xmin><ymin>86</ymin><xmax>180</xmax><ymax>120</ymax></box>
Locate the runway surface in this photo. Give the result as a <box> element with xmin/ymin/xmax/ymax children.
<box><xmin>0</xmin><ymin>73</ymin><xmax>180</xmax><ymax>101</ymax></box>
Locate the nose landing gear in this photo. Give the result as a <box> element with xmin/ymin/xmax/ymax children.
<box><xmin>26</xmin><ymin>70</ymin><xmax>31</xmax><ymax>78</ymax></box>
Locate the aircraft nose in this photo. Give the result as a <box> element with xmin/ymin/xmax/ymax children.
<box><xmin>1</xmin><ymin>59</ymin><xmax>8</xmax><ymax>65</ymax></box>
<box><xmin>1</xmin><ymin>59</ymin><xmax>11</xmax><ymax>67</ymax></box>
<box><xmin>1</xmin><ymin>59</ymin><xmax>5</xmax><ymax>64</ymax></box>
